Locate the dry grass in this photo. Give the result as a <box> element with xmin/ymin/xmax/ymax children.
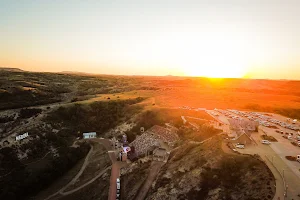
<box><xmin>125</xmin><ymin>78</ymin><xmax>300</xmax><ymax>112</ymax></box>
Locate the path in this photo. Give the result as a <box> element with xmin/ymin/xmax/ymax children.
<box><xmin>61</xmin><ymin>166</ymin><xmax>111</xmax><ymax>196</ymax></box>
<box><xmin>44</xmin><ymin>144</ymin><xmax>94</xmax><ymax>200</ymax></box>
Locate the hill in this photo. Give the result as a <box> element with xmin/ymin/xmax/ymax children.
<box><xmin>0</xmin><ymin>67</ymin><xmax>24</xmax><ymax>72</ymax></box>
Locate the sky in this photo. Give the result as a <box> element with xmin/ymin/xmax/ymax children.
<box><xmin>1</xmin><ymin>0</ymin><xmax>300</xmax><ymax>79</ymax></box>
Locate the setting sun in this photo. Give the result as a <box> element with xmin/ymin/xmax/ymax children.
<box><xmin>1</xmin><ymin>0</ymin><xmax>300</xmax><ymax>79</ymax></box>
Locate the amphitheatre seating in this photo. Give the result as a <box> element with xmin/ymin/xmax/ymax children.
<box><xmin>129</xmin><ymin>125</ymin><xmax>179</xmax><ymax>156</ymax></box>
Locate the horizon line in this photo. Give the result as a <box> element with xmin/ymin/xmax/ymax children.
<box><xmin>1</xmin><ymin>66</ymin><xmax>300</xmax><ymax>81</ymax></box>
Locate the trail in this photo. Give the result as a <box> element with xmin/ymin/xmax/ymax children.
<box><xmin>44</xmin><ymin>145</ymin><xmax>94</xmax><ymax>200</ymax></box>
<box><xmin>61</xmin><ymin>166</ymin><xmax>111</xmax><ymax>196</ymax></box>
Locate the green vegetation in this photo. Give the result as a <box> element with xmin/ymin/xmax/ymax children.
<box><xmin>0</xmin><ymin>71</ymin><xmax>79</xmax><ymax>110</ymax></box>
<box><xmin>47</xmin><ymin>97</ymin><xmax>144</xmax><ymax>134</ymax></box>
<box><xmin>285</xmin><ymin>156</ymin><xmax>297</xmax><ymax>161</ymax></box>
<box><xmin>187</xmin><ymin>155</ymin><xmax>274</xmax><ymax>200</ymax></box>
<box><xmin>274</xmin><ymin>108</ymin><xmax>300</xmax><ymax>120</ymax></box>
<box><xmin>146</xmin><ymin>137</ymin><xmax>275</xmax><ymax>200</ymax></box>
<box><xmin>0</xmin><ymin>97</ymin><xmax>146</xmax><ymax>199</ymax></box>
<box><xmin>0</xmin><ymin>139</ymin><xmax>90</xmax><ymax>200</ymax></box>
<box><xmin>244</xmin><ymin>103</ymin><xmax>300</xmax><ymax>120</ymax></box>
<box><xmin>261</xmin><ymin>135</ymin><xmax>278</xmax><ymax>142</ymax></box>
<box><xmin>0</xmin><ymin>70</ymin><xmax>146</xmax><ymax>110</ymax></box>
<box><xmin>0</xmin><ymin>115</ymin><xmax>14</xmax><ymax>123</ymax></box>
<box><xmin>177</xmin><ymin>125</ymin><xmax>222</xmax><ymax>142</ymax></box>
<box><xmin>19</xmin><ymin>108</ymin><xmax>42</xmax><ymax>119</ymax></box>
<box><xmin>126</xmin><ymin>109</ymin><xmax>184</xmax><ymax>142</ymax></box>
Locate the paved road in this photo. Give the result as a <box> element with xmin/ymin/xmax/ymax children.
<box><xmin>108</xmin><ymin>162</ymin><xmax>120</xmax><ymax>200</ymax></box>
<box><xmin>237</xmin><ymin>132</ymin><xmax>300</xmax><ymax>199</ymax></box>
<box><xmin>259</xmin><ymin>126</ymin><xmax>300</xmax><ymax>179</ymax></box>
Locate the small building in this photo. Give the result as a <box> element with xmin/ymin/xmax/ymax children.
<box><xmin>16</xmin><ymin>132</ymin><xmax>29</xmax><ymax>141</ymax></box>
<box><xmin>83</xmin><ymin>132</ymin><xmax>96</xmax><ymax>139</ymax></box>
<box><xmin>153</xmin><ymin>147</ymin><xmax>168</xmax><ymax>162</ymax></box>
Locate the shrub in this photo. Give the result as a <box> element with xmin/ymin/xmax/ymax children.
<box><xmin>19</xmin><ymin>108</ymin><xmax>42</xmax><ymax>119</ymax></box>
<box><xmin>285</xmin><ymin>156</ymin><xmax>297</xmax><ymax>161</ymax></box>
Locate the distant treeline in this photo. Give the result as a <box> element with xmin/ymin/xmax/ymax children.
<box><xmin>244</xmin><ymin>103</ymin><xmax>300</xmax><ymax>119</ymax></box>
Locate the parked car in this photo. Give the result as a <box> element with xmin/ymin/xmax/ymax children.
<box><xmin>261</xmin><ymin>140</ymin><xmax>271</xmax><ymax>145</ymax></box>
<box><xmin>235</xmin><ymin>143</ymin><xmax>245</xmax><ymax>149</ymax></box>
<box><xmin>116</xmin><ymin>179</ymin><xmax>120</xmax><ymax>190</ymax></box>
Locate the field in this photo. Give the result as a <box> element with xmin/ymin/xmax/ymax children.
<box><xmin>2</xmin><ymin>69</ymin><xmax>300</xmax><ymax>114</ymax></box>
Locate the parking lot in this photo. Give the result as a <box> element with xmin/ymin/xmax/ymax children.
<box><xmin>207</xmin><ymin>108</ymin><xmax>300</xmax><ymax>199</ymax></box>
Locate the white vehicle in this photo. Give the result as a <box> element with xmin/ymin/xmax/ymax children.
<box><xmin>261</xmin><ymin>140</ymin><xmax>271</xmax><ymax>145</ymax></box>
<box><xmin>288</xmin><ymin>135</ymin><xmax>292</xmax><ymax>140</ymax></box>
<box><xmin>116</xmin><ymin>178</ymin><xmax>120</xmax><ymax>189</ymax></box>
<box><xmin>297</xmin><ymin>155</ymin><xmax>300</xmax><ymax>163</ymax></box>
<box><xmin>235</xmin><ymin>143</ymin><xmax>245</xmax><ymax>149</ymax></box>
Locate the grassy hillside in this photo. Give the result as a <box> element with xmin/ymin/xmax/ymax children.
<box><xmin>144</xmin><ymin>137</ymin><xmax>275</xmax><ymax>200</ymax></box>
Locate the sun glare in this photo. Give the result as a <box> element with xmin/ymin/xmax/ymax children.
<box><xmin>126</xmin><ymin>28</ymin><xmax>250</xmax><ymax>78</ymax></box>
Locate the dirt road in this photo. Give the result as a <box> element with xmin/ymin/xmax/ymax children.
<box><xmin>44</xmin><ymin>138</ymin><xmax>116</xmax><ymax>200</ymax></box>
<box><xmin>44</xmin><ymin>144</ymin><xmax>94</xmax><ymax>200</ymax></box>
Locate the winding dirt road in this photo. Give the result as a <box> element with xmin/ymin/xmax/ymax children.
<box><xmin>44</xmin><ymin>145</ymin><xmax>94</xmax><ymax>200</ymax></box>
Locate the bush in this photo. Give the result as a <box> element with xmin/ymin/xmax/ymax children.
<box><xmin>285</xmin><ymin>156</ymin><xmax>297</xmax><ymax>161</ymax></box>
<box><xmin>47</xmin><ymin>98</ymin><xmax>144</xmax><ymax>134</ymax></box>
<box><xmin>19</xmin><ymin>108</ymin><xmax>42</xmax><ymax>119</ymax></box>
<box><xmin>0</xmin><ymin>116</ymin><xmax>14</xmax><ymax>123</ymax></box>
<box><xmin>261</xmin><ymin>135</ymin><xmax>278</xmax><ymax>142</ymax></box>
<box><xmin>0</xmin><ymin>143</ymin><xmax>90</xmax><ymax>200</ymax></box>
